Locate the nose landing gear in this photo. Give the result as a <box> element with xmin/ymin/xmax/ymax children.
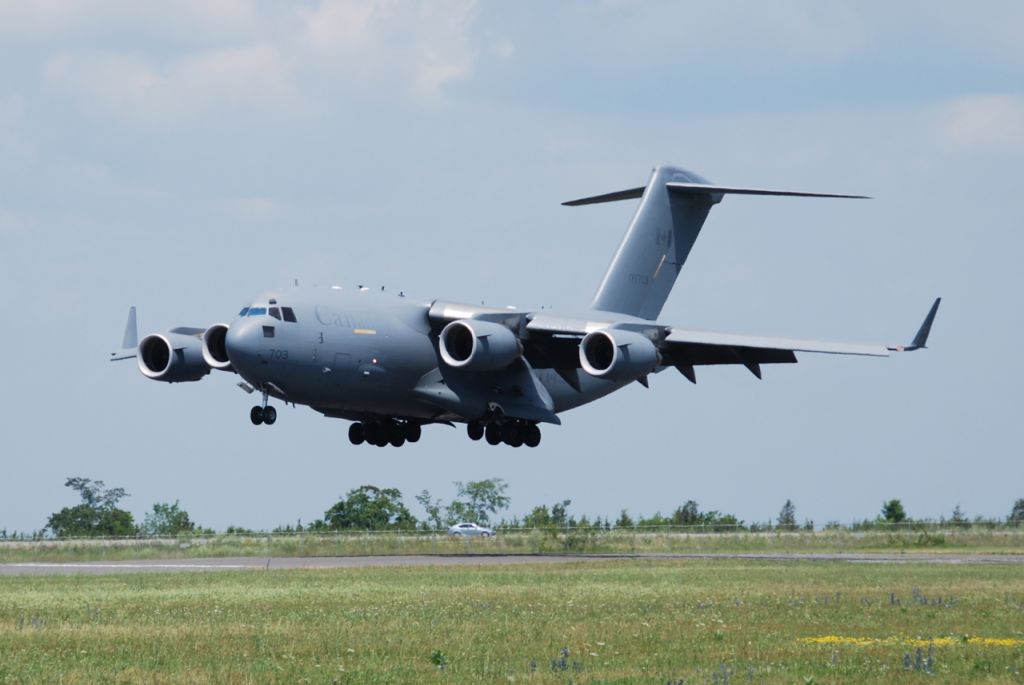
<box><xmin>249</xmin><ymin>388</ymin><xmax>277</xmax><ymax>426</ymax></box>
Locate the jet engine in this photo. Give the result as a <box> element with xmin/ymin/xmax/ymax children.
<box><xmin>579</xmin><ymin>329</ymin><xmax>660</xmax><ymax>382</ymax></box>
<box><xmin>439</xmin><ymin>319</ymin><xmax>523</xmax><ymax>371</ymax></box>
<box><xmin>201</xmin><ymin>324</ymin><xmax>233</xmax><ymax>370</ymax></box>
<box><xmin>137</xmin><ymin>332</ymin><xmax>210</xmax><ymax>383</ymax></box>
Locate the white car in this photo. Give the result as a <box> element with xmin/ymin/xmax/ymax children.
<box><xmin>447</xmin><ymin>522</ymin><xmax>495</xmax><ymax>537</ymax></box>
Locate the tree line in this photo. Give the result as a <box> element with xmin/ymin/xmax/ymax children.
<box><xmin>2</xmin><ymin>477</ymin><xmax>1023</xmax><ymax>539</ymax></box>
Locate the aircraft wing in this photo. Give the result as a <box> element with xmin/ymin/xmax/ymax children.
<box><xmin>658</xmin><ymin>328</ymin><xmax>888</xmax><ymax>381</ymax></box>
<box><xmin>521</xmin><ymin>298</ymin><xmax>940</xmax><ymax>384</ymax></box>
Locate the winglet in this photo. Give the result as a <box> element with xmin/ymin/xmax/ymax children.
<box><xmin>889</xmin><ymin>298</ymin><xmax>941</xmax><ymax>352</ymax></box>
<box><xmin>110</xmin><ymin>306</ymin><xmax>138</xmax><ymax>361</ymax></box>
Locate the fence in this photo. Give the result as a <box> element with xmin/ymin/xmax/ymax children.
<box><xmin>0</xmin><ymin>521</ymin><xmax>1022</xmax><ymax>563</ymax></box>
<box><xmin>1</xmin><ymin>519</ymin><xmax>1022</xmax><ymax>544</ymax></box>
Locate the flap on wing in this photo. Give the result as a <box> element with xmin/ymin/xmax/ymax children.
<box><xmin>663</xmin><ymin>343</ymin><xmax>797</xmax><ymax>368</ymax></box>
<box><xmin>665</xmin><ymin>329</ymin><xmax>890</xmax><ymax>358</ymax></box>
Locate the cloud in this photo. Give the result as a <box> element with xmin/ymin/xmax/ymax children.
<box><xmin>224</xmin><ymin>196</ymin><xmax>277</xmax><ymax>222</ymax></box>
<box><xmin>0</xmin><ymin>0</ymin><xmax>267</xmax><ymax>43</ymax></box>
<box><xmin>0</xmin><ymin>208</ymin><xmax>38</xmax><ymax>237</ymax></box>
<box><xmin>298</xmin><ymin>0</ymin><xmax>479</xmax><ymax>100</ymax></box>
<box><xmin>34</xmin><ymin>0</ymin><xmax>481</xmax><ymax>123</ymax></box>
<box><xmin>44</xmin><ymin>43</ymin><xmax>297</xmax><ymax>123</ymax></box>
<box><xmin>938</xmin><ymin>94</ymin><xmax>1024</xmax><ymax>152</ymax></box>
<box><xmin>921</xmin><ymin>1</ymin><xmax>1024</xmax><ymax>68</ymax></box>
<box><xmin>559</xmin><ymin>1</ymin><xmax>869</xmax><ymax>70</ymax></box>
<box><xmin>0</xmin><ymin>95</ymin><xmax>24</xmax><ymax>146</ymax></box>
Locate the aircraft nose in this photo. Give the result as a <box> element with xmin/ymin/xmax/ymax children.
<box><xmin>224</xmin><ymin>320</ymin><xmax>262</xmax><ymax>370</ymax></box>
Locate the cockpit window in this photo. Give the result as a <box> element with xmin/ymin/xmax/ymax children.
<box><xmin>268</xmin><ymin>307</ymin><xmax>281</xmax><ymax>320</ymax></box>
<box><xmin>247</xmin><ymin>307</ymin><xmax>267</xmax><ymax>316</ymax></box>
<box><xmin>238</xmin><ymin>307</ymin><xmax>249</xmax><ymax>316</ymax></box>
<box><xmin>282</xmin><ymin>307</ymin><xmax>297</xmax><ymax>323</ymax></box>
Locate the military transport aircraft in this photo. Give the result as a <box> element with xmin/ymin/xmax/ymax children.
<box><xmin>112</xmin><ymin>164</ymin><xmax>940</xmax><ymax>448</ymax></box>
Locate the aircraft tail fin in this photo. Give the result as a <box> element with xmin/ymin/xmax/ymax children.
<box><xmin>565</xmin><ymin>165</ymin><xmax>868</xmax><ymax>320</ymax></box>
<box><xmin>110</xmin><ymin>306</ymin><xmax>138</xmax><ymax>361</ymax></box>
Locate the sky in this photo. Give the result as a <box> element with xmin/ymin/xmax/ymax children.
<box><xmin>2</xmin><ymin>0</ymin><xmax>1022</xmax><ymax>533</ymax></box>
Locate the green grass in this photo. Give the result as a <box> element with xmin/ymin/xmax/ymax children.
<box><xmin>1</xmin><ymin>559</ymin><xmax>1022</xmax><ymax>683</ymax></box>
<box><xmin>1</xmin><ymin>526</ymin><xmax>1022</xmax><ymax>564</ymax></box>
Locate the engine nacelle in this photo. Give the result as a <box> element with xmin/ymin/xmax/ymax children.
<box><xmin>201</xmin><ymin>324</ymin><xmax>233</xmax><ymax>371</ymax></box>
<box><xmin>579</xmin><ymin>328</ymin><xmax>660</xmax><ymax>382</ymax></box>
<box><xmin>138</xmin><ymin>332</ymin><xmax>211</xmax><ymax>383</ymax></box>
<box><xmin>439</xmin><ymin>319</ymin><xmax>523</xmax><ymax>371</ymax></box>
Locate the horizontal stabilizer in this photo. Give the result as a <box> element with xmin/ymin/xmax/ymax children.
<box><xmin>561</xmin><ymin>186</ymin><xmax>645</xmax><ymax>206</ymax></box>
<box><xmin>563</xmin><ymin>182</ymin><xmax>869</xmax><ymax>207</ymax></box>
<box><xmin>666</xmin><ymin>182</ymin><xmax>870</xmax><ymax>199</ymax></box>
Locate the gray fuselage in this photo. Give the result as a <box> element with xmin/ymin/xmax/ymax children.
<box><xmin>223</xmin><ymin>287</ymin><xmax>625</xmax><ymax>424</ymax></box>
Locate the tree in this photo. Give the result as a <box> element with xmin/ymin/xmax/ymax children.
<box><xmin>615</xmin><ymin>509</ymin><xmax>634</xmax><ymax>528</ymax></box>
<box><xmin>671</xmin><ymin>500</ymin><xmax>701</xmax><ymax>526</ymax></box>
<box><xmin>950</xmin><ymin>504</ymin><xmax>968</xmax><ymax>525</ymax></box>
<box><xmin>452</xmin><ymin>478</ymin><xmax>510</xmax><ymax>525</ymax></box>
<box><xmin>702</xmin><ymin>511</ymin><xmax>744</xmax><ymax>531</ymax></box>
<box><xmin>415</xmin><ymin>490</ymin><xmax>446</xmax><ymax>530</ymax></box>
<box><xmin>881</xmin><ymin>499</ymin><xmax>907</xmax><ymax>524</ymax></box>
<box><xmin>143</xmin><ymin>501</ymin><xmax>196</xmax><ymax>536</ymax></box>
<box><xmin>1009</xmin><ymin>499</ymin><xmax>1024</xmax><ymax>523</ymax></box>
<box><xmin>323</xmin><ymin>485</ymin><xmax>416</xmax><ymax>530</ymax></box>
<box><xmin>549</xmin><ymin>499</ymin><xmax>572</xmax><ymax>527</ymax></box>
<box><xmin>46</xmin><ymin>477</ymin><xmax>136</xmax><ymax>537</ymax></box>
<box><xmin>522</xmin><ymin>504</ymin><xmax>552</xmax><ymax>528</ymax></box>
<box><xmin>777</xmin><ymin>499</ymin><xmax>797</xmax><ymax>530</ymax></box>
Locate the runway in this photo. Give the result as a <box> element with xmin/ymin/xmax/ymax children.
<box><xmin>2</xmin><ymin>552</ymin><xmax>1022</xmax><ymax>575</ymax></box>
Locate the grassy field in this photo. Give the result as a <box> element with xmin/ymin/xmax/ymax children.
<box><xmin>1</xmin><ymin>526</ymin><xmax>1023</xmax><ymax>563</ymax></box>
<box><xmin>1</xmin><ymin>559</ymin><xmax>1022</xmax><ymax>683</ymax></box>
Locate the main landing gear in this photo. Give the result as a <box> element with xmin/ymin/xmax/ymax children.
<box><xmin>467</xmin><ymin>419</ymin><xmax>541</xmax><ymax>448</ymax></box>
<box><xmin>348</xmin><ymin>419</ymin><xmax>422</xmax><ymax>448</ymax></box>
<box><xmin>250</xmin><ymin>389</ymin><xmax>277</xmax><ymax>426</ymax></box>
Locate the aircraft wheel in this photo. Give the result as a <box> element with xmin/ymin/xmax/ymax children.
<box><xmin>364</xmin><ymin>422</ymin><xmax>383</xmax><ymax>445</ymax></box>
<box><xmin>484</xmin><ymin>424</ymin><xmax>502</xmax><ymax>445</ymax></box>
<box><xmin>250</xmin><ymin>406</ymin><xmax>264</xmax><ymax>425</ymax></box>
<box><xmin>385</xmin><ymin>421</ymin><xmax>404</xmax><ymax>442</ymax></box>
<box><xmin>501</xmin><ymin>422</ymin><xmax>521</xmax><ymax>445</ymax></box>
<box><xmin>405</xmin><ymin>423</ymin><xmax>421</xmax><ymax>443</ymax></box>
<box><xmin>467</xmin><ymin>421</ymin><xmax>484</xmax><ymax>441</ymax></box>
<box><xmin>262</xmin><ymin>406</ymin><xmax>277</xmax><ymax>425</ymax></box>
<box><xmin>389</xmin><ymin>434</ymin><xmax>406</xmax><ymax>447</ymax></box>
<box><xmin>524</xmin><ymin>424</ymin><xmax>541</xmax><ymax>448</ymax></box>
<box><xmin>348</xmin><ymin>422</ymin><xmax>365</xmax><ymax>445</ymax></box>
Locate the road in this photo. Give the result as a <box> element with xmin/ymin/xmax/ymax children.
<box><xmin>1</xmin><ymin>552</ymin><xmax>1022</xmax><ymax>575</ymax></box>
